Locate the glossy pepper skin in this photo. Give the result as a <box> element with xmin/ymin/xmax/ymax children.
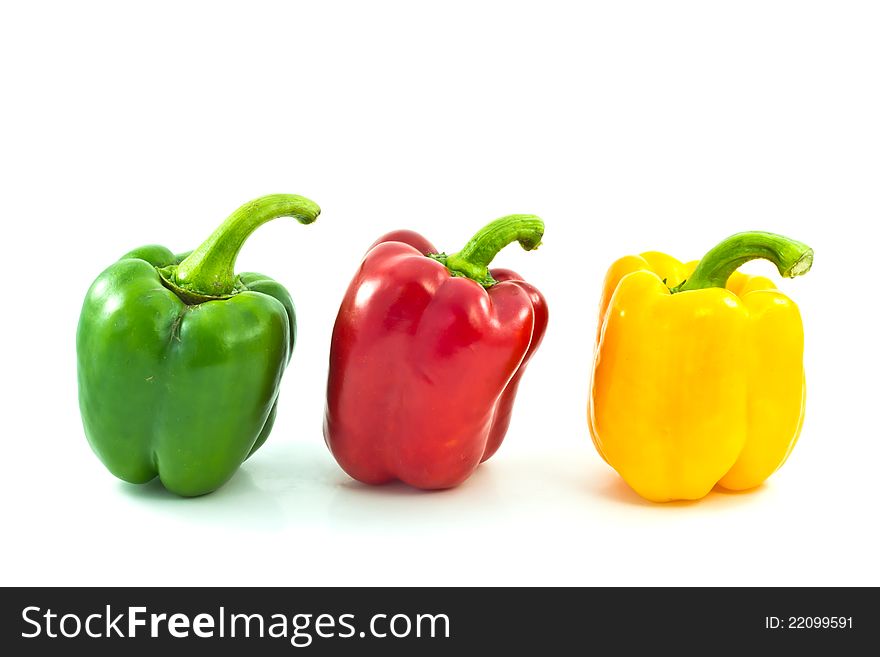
<box><xmin>324</xmin><ymin>216</ymin><xmax>548</xmax><ymax>489</ymax></box>
<box><xmin>589</xmin><ymin>232</ymin><xmax>813</xmax><ymax>502</ymax></box>
<box><xmin>77</xmin><ymin>194</ymin><xmax>320</xmax><ymax>496</ymax></box>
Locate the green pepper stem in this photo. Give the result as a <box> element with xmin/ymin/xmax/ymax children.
<box><xmin>431</xmin><ymin>215</ymin><xmax>544</xmax><ymax>287</ymax></box>
<box><xmin>678</xmin><ymin>231</ymin><xmax>813</xmax><ymax>292</ymax></box>
<box><xmin>170</xmin><ymin>194</ymin><xmax>320</xmax><ymax>298</ymax></box>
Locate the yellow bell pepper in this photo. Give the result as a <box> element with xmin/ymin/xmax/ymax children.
<box><xmin>588</xmin><ymin>232</ymin><xmax>813</xmax><ymax>502</ymax></box>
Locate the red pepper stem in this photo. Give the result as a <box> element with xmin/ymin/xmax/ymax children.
<box><xmin>678</xmin><ymin>231</ymin><xmax>813</xmax><ymax>292</ymax></box>
<box><xmin>167</xmin><ymin>194</ymin><xmax>320</xmax><ymax>300</ymax></box>
<box><xmin>437</xmin><ymin>214</ymin><xmax>544</xmax><ymax>287</ymax></box>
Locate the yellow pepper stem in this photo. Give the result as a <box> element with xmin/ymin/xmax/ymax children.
<box><xmin>678</xmin><ymin>231</ymin><xmax>814</xmax><ymax>292</ymax></box>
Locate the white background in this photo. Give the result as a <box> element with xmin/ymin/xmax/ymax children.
<box><xmin>1</xmin><ymin>1</ymin><xmax>878</xmax><ymax>586</ymax></box>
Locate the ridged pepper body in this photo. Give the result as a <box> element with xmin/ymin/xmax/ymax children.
<box><xmin>76</xmin><ymin>195</ymin><xmax>318</xmax><ymax>496</ymax></box>
<box><xmin>589</xmin><ymin>233</ymin><xmax>812</xmax><ymax>502</ymax></box>
<box><xmin>325</xmin><ymin>222</ymin><xmax>548</xmax><ymax>490</ymax></box>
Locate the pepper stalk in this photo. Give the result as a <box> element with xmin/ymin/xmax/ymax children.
<box><xmin>429</xmin><ymin>214</ymin><xmax>544</xmax><ymax>287</ymax></box>
<box><xmin>675</xmin><ymin>231</ymin><xmax>813</xmax><ymax>292</ymax></box>
<box><xmin>159</xmin><ymin>194</ymin><xmax>320</xmax><ymax>304</ymax></box>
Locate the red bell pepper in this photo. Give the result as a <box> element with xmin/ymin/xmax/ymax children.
<box><xmin>324</xmin><ymin>215</ymin><xmax>548</xmax><ymax>489</ymax></box>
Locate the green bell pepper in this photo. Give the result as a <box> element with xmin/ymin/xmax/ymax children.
<box><xmin>76</xmin><ymin>194</ymin><xmax>320</xmax><ymax>496</ymax></box>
